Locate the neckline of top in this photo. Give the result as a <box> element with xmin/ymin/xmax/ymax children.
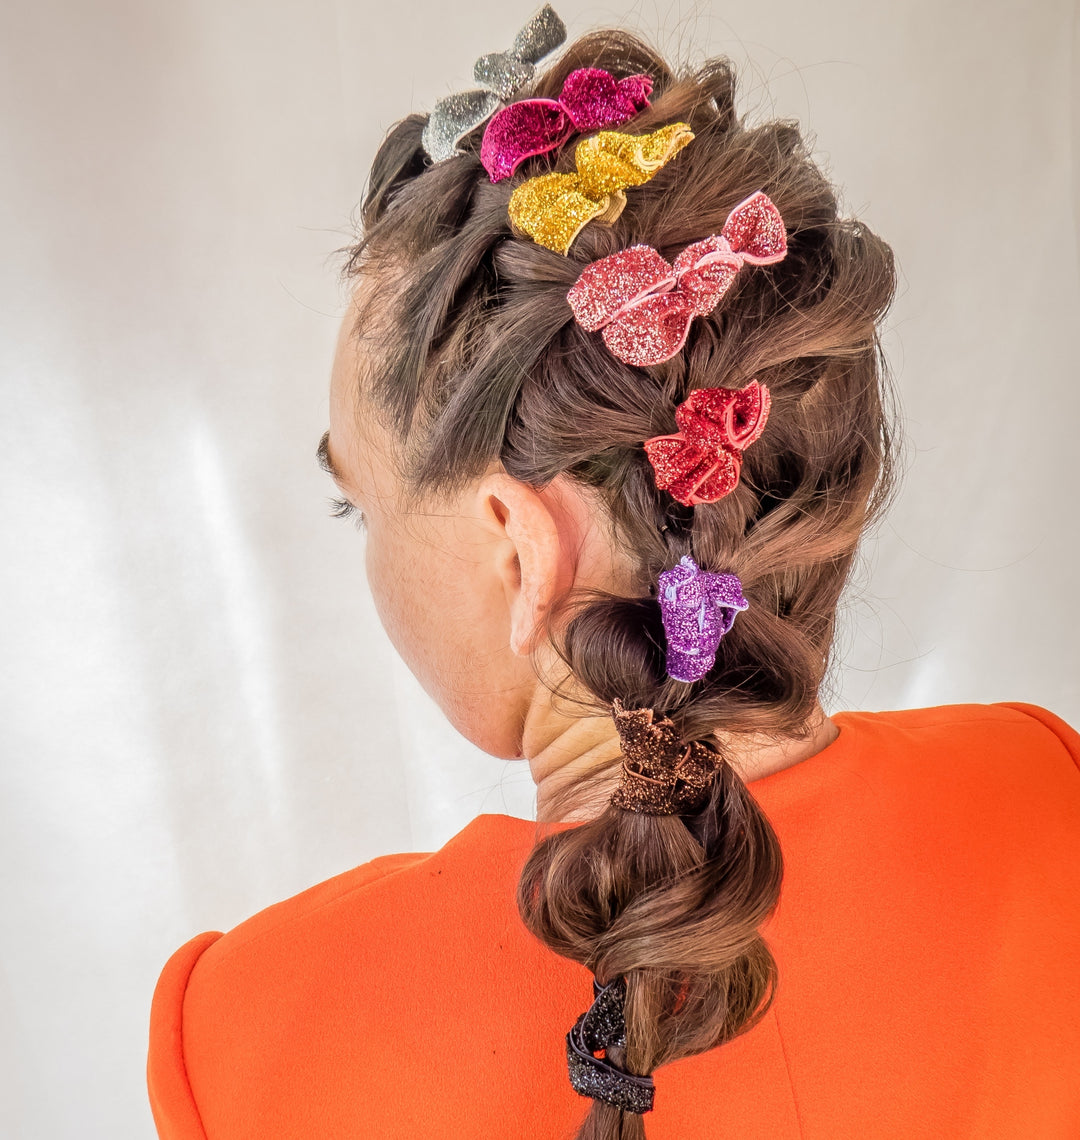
<box><xmin>473</xmin><ymin>709</ymin><xmax>867</xmax><ymax>831</ymax></box>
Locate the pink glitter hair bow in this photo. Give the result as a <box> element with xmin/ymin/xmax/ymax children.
<box><xmin>644</xmin><ymin>381</ymin><xmax>771</xmax><ymax>506</ymax></box>
<box><xmin>565</xmin><ymin>191</ymin><xmax>788</xmax><ymax>367</ymax></box>
<box><xmin>480</xmin><ymin>67</ymin><xmax>653</xmax><ymax>182</ymax></box>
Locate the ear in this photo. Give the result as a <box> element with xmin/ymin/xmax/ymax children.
<box><xmin>474</xmin><ymin>471</ymin><xmax>576</xmax><ymax>656</ymax></box>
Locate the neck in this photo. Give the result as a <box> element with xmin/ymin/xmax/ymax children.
<box><xmin>523</xmin><ymin>681</ymin><xmax>839</xmax><ymax>823</ymax></box>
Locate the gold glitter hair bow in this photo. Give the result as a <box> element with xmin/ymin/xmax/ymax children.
<box><xmin>608</xmin><ymin>698</ymin><xmax>722</xmax><ymax>815</ymax></box>
<box><xmin>507</xmin><ymin>122</ymin><xmax>695</xmax><ymax>254</ymax></box>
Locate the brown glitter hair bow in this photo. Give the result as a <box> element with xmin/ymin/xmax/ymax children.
<box><xmin>609</xmin><ymin>698</ymin><xmax>723</xmax><ymax>815</ymax></box>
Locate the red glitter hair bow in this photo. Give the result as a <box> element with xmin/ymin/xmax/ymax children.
<box><xmin>643</xmin><ymin>381</ymin><xmax>771</xmax><ymax>505</ymax></box>
<box><xmin>481</xmin><ymin>67</ymin><xmax>653</xmax><ymax>183</ymax></box>
<box><xmin>565</xmin><ymin>191</ymin><xmax>788</xmax><ymax>367</ymax></box>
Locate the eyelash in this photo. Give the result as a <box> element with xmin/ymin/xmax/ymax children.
<box><xmin>328</xmin><ymin>497</ymin><xmax>367</xmax><ymax>532</ymax></box>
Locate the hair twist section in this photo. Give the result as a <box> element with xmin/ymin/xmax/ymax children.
<box><xmin>518</xmin><ymin>762</ymin><xmax>785</xmax><ymax>1137</ymax></box>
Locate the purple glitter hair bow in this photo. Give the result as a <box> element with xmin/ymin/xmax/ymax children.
<box><xmin>658</xmin><ymin>554</ymin><xmax>748</xmax><ymax>683</ymax></box>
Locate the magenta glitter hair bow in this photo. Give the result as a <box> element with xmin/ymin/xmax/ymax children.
<box><xmin>480</xmin><ymin>67</ymin><xmax>653</xmax><ymax>182</ymax></box>
<box><xmin>658</xmin><ymin>555</ymin><xmax>748</xmax><ymax>683</ymax></box>
<box><xmin>565</xmin><ymin>191</ymin><xmax>788</xmax><ymax>367</ymax></box>
<box><xmin>644</xmin><ymin>381</ymin><xmax>771</xmax><ymax>506</ymax></box>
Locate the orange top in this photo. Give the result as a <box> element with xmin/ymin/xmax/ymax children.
<box><xmin>148</xmin><ymin>703</ymin><xmax>1080</xmax><ymax>1139</ymax></box>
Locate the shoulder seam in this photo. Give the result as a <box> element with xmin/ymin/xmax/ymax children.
<box><xmin>149</xmin><ymin>930</ymin><xmax>220</xmax><ymax>1140</ymax></box>
<box><xmin>994</xmin><ymin>701</ymin><xmax>1080</xmax><ymax>774</ymax></box>
<box><xmin>179</xmin><ymin>934</ymin><xmax>219</xmax><ymax>1140</ymax></box>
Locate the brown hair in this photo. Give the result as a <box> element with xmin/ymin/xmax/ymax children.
<box><xmin>337</xmin><ymin>27</ymin><xmax>898</xmax><ymax>1139</ymax></box>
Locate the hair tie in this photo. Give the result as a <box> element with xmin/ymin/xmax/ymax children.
<box><xmin>609</xmin><ymin>696</ymin><xmax>724</xmax><ymax>813</ymax></box>
<box><xmin>507</xmin><ymin>123</ymin><xmax>694</xmax><ymax>254</ymax></box>
<box><xmin>420</xmin><ymin>4</ymin><xmax>567</xmax><ymax>163</ymax></box>
<box><xmin>644</xmin><ymin>380</ymin><xmax>771</xmax><ymax>506</ymax></box>
<box><xmin>480</xmin><ymin>67</ymin><xmax>653</xmax><ymax>182</ymax></box>
<box><xmin>565</xmin><ymin>190</ymin><xmax>788</xmax><ymax>365</ymax></box>
<box><xmin>657</xmin><ymin>555</ymin><xmax>748</xmax><ymax>683</ymax></box>
<box><xmin>566</xmin><ymin>975</ymin><xmax>655</xmax><ymax>1114</ymax></box>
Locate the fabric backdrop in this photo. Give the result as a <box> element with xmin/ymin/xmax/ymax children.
<box><xmin>1</xmin><ymin>0</ymin><xmax>1076</xmax><ymax>1136</ymax></box>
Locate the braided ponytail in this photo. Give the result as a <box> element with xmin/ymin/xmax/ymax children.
<box><xmin>522</xmin><ymin>768</ymin><xmax>783</xmax><ymax>1138</ymax></box>
<box><xmin>517</xmin><ymin>558</ymin><xmax>787</xmax><ymax>1137</ymax></box>
<box><xmin>340</xmin><ymin>24</ymin><xmax>897</xmax><ymax>1136</ymax></box>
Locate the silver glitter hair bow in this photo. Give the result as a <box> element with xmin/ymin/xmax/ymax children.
<box><xmin>420</xmin><ymin>4</ymin><xmax>568</xmax><ymax>163</ymax></box>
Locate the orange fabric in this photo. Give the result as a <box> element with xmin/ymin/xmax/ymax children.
<box><xmin>147</xmin><ymin>703</ymin><xmax>1080</xmax><ymax>1138</ymax></box>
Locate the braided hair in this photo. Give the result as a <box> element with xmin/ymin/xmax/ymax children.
<box><xmin>338</xmin><ymin>27</ymin><xmax>898</xmax><ymax>1139</ymax></box>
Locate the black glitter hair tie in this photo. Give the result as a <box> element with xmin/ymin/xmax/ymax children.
<box><xmin>565</xmin><ymin>976</ymin><xmax>655</xmax><ymax>1114</ymax></box>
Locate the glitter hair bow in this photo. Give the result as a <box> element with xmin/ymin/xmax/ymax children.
<box><xmin>480</xmin><ymin>67</ymin><xmax>653</xmax><ymax>182</ymax></box>
<box><xmin>643</xmin><ymin>380</ymin><xmax>771</xmax><ymax>506</ymax></box>
<box><xmin>565</xmin><ymin>191</ymin><xmax>788</xmax><ymax>366</ymax></box>
<box><xmin>420</xmin><ymin>4</ymin><xmax>567</xmax><ymax>163</ymax></box>
<box><xmin>657</xmin><ymin>555</ymin><xmax>748</xmax><ymax>683</ymax></box>
<box><xmin>608</xmin><ymin>696</ymin><xmax>725</xmax><ymax>812</ymax></box>
<box><xmin>507</xmin><ymin>123</ymin><xmax>694</xmax><ymax>254</ymax></box>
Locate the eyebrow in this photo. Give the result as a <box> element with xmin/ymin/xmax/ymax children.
<box><xmin>316</xmin><ymin>430</ymin><xmax>344</xmax><ymax>483</ymax></box>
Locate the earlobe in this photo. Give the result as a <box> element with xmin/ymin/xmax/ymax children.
<box><xmin>477</xmin><ymin>472</ymin><xmax>570</xmax><ymax>657</ymax></box>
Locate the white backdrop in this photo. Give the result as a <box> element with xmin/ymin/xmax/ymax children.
<box><xmin>1</xmin><ymin>0</ymin><xmax>1077</xmax><ymax>1136</ymax></box>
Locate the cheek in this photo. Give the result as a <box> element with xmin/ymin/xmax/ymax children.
<box><xmin>364</xmin><ymin>533</ymin><xmax>423</xmax><ymax>662</ymax></box>
<box><xmin>363</xmin><ymin>529</ymin><xmax>467</xmax><ymax>688</ymax></box>
<box><xmin>361</xmin><ymin>527</ymin><xmax>527</xmax><ymax>750</ymax></box>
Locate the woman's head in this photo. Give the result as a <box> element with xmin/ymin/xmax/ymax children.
<box><xmin>328</xmin><ymin>28</ymin><xmax>896</xmax><ymax>776</ymax></box>
<box><xmin>328</xmin><ymin>25</ymin><xmax>897</xmax><ymax>1136</ymax></box>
